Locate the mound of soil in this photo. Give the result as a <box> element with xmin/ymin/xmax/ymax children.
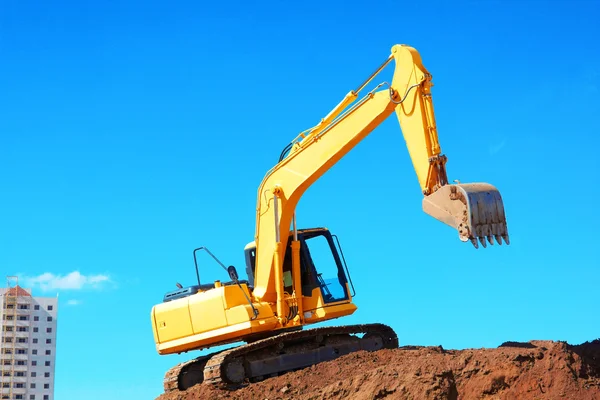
<box><xmin>156</xmin><ymin>339</ymin><xmax>600</xmax><ymax>400</ymax></box>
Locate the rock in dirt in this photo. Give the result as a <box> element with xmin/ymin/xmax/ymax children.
<box><xmin>156</xmin><ymin>339</ymin><xmax>600</xmax><ymax>400</ymax></box>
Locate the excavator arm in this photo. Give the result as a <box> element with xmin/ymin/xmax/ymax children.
<box><xmin>252</xmin><ymin>44</ymin><xmax>509</xmax><ymax>304</ymax></box>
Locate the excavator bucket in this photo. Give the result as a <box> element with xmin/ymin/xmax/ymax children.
<box><xmin>422</xmin><ymin>183</ymin><xmax>509</xmax><ymax>249</ymax></box>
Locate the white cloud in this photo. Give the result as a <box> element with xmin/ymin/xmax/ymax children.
<box><xmin>66</xmin><ymin>299</ymin><xmax>82</xmax><ymax>306</ymax></box>
<box><xmin>22</xmin><ymin>271</ymin><xmax>111</xmax><ymax>292</ymax></box>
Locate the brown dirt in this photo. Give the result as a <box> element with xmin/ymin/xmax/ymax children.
<box><xmin>156</xmin><ymin>339</ymin><xmax>600</xmax><ymax>400</ymax></box>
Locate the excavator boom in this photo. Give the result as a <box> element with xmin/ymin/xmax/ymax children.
<box><xmin>252</xmin><ymin>44</ymin><xmax>509</xmax><ymax>303</ymax></box>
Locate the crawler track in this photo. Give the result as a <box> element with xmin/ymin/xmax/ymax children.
<box><xmin>163</xmin><ymin>323</ymin><xmax>398</xmax><ymax>393</ymax></box>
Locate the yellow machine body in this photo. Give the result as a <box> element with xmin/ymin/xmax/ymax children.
<box><xmin>152</xmin><ymin>227</ymin><xmax>359</xmax><ymax>355</ymax></box>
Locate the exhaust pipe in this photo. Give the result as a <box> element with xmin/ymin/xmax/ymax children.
<box><xmin>422</xmin><ymin>183</ymin><xmax>509</xmax><ymax>249</ymax></box>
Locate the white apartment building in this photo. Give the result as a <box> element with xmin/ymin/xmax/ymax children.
<box><xmin>0</xmin><ymin>279</ymin><xmax>57</xmax><ymax>400</ymax></box>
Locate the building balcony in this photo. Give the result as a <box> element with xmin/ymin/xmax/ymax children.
<box><xmin>2</xmin><ymin>341</ymin><xmax>29</xmax><ymax>348</ymax></box>
<box><xmin>0</xmin><ymin>377</ymin><xmax>28</xmax><ymax>386</ymax></box>
<box><xmin>3</xmin><ymin>297</ymin><xmax>18</xmax><ymax>303</ymax></box>
<box><xmin>0</xmin><ymin>386</ymin><xmax>27</xmax><ymax>393</ymax></box>
<box><xmin>1</xmin><ymin>331</ymin><xmax>29</xmax><ymax>337</ymax></box>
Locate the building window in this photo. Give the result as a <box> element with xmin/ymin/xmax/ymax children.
<box><xmin>32</xmin><ymin>350</ymin><xmax>37</xmax><ymax>355</ymax></box>
<box><xmin>31</xmin><ymin>372</ymin><xmax>36</xmax><ymax>377</ymax></box>
<box><xmin>4</xmin><ymin>326</ymin><xmax>13</xmax><ymax>332</ymax></box>
<box><xmin>44</xmin><ymin>373</ymin><xmax>50</xmax><ymax>378</ymax></box>
<box><xmin>5</xmin><ymin>315</ymin><xmax>13</xmax><ymax>320</ymax></box>
<box><xmin>30</xmin><ymin>395</ymin><xmax>35</xmax><ymax>400</ymax></box>
<box><xmin>4</xmin><ymin>338</ymin><xmax>12</xmax><ymax>343</ymax></box>
<box><xmin>15</xmin><ymin>395</ymin><xmax>23</xmax><ymax>400</ymax></box>
<box><xmin>16</xmin><ymin>349</ymin><xmax>27</xmax><ymax>355</ymax></box>
<box><xmin>2</xmin><ymin>371</ymin><xmax>10</xmax><ymax>376</ymax></box>
<box><xmin>33</xmin><ymin>338</ymin><xmax>38</xmax><ymax>344</ymax></box>
<box><xmin>44</xmin><ymin>361</ymin><xmax>50</xmax><ymax>367</ymax></box>
<box><xmin>15</xmin><ymin>372</ymin><xmax>25</xmax><ymax>377</ymax></box>
<box><xmin>43</xmin><ymin>397</ymin><xmax>49</xmax><ymax>400</ymax></box>
<box><xmin>31</xmin><ymin>361</ymin><xmax>37</xmax><ymax>366</ymax></box>
<box><xmin>2</xmin><ymin>382</ymin><xmax>8</xmax><ymax>387</ymax></box>
<box><xmin>14</xmin><ymin>383</ymin><xmax>24</xmax><ymax>388</ymax></box>
<box><xmin>30</xmin><ymin>383</ymin><xmax>36</xmax><ymax>389</ymax></box>
<box><xmin>17</xmin><ymin>304</ymin><xmax>28</xmax><ymax>310</ymax></box>
<box><xmin>46</xmin><ymin>339</ymin><xmax>51</xmax><ymax>344</ymax></box>
<box><xmin>34</xmin><ymin>305</ymin><xmax>40</xmax><ymax>310</ymax></box>
<box><xmin>16</xmin><ymin>360</ymin><xmax>26</xmax><ymax>366</ymax></box>
<box><xmin>47</xmin><ymin>305</ymin><xmax>53</xmax><ymax>311</ymax></box>
<box><xmin>5</xmin><ymin>304</ymin><xmax>14</xmax><ymax>309</ymax></box>
<box><xmin>34</xmin><ymin>316</ymin><xmax>39</xmax><ymax>322</ymax></box>
<box><xmin>17</xmin><ymin>326</ymin><xmax>28</xmax><ymax>332</ymax></box>
<box><xmin>17</xmin><ymin>315</ymin><xmax>28</xmax><ymax>321</ymax></box>
<box><xmin>3</xmin><ymin>349</ymin><xmax>12</xmax><ymax>355</ymax></box>
<box><xmin>17</xmin><ymin>338</ymin><xmax>27</xmax><ymax>343</ymax></box>
<box><xmin>45</xmin><ymin>350</ymin><xmax>51</xmax><ymax>355</ymax></box>
<box><xmin>47</xmin><ymin>316</ymin><xmax>52</xmax><ymax>322</ymax></box>
<box><xmin>33</xmin><ymin>327</ymin><xmax>39</xmax><ymax>333</ymax></box>
<box><xmin>43</xmin><ymin>383</ymin><xmax>49</xmax><ymax>389</ymax></box>
<box><xmin>2</xmin><ymin>360</ymin><xmax>10</xmax><ymax>365</ymax></box>
<box><xmin>46</xmin><ymin>328</ymin><xmax>52</xmax><ymax>333</ymax></box>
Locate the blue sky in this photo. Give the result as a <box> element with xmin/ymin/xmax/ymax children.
<box><xmin>1</xmin><ymin>0</ymin><xmax>599</xmax><ymax>399</ymax></box>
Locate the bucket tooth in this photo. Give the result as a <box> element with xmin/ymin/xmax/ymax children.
<box><xmin>422</xmin><ymin>182</ymin><xmax>509</xmax><ymax>249</ymax></box>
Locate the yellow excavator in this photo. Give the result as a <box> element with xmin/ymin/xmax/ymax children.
<box><xmin>152</xmin><ymin>44</ymin><xmax>510</xmax><ymax>393</ymax></box>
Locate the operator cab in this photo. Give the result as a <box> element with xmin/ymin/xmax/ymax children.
<box><xmin>244</xmin><ymin>227</ymin><xmax>355</xmax><ymax>304</ymax></box>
